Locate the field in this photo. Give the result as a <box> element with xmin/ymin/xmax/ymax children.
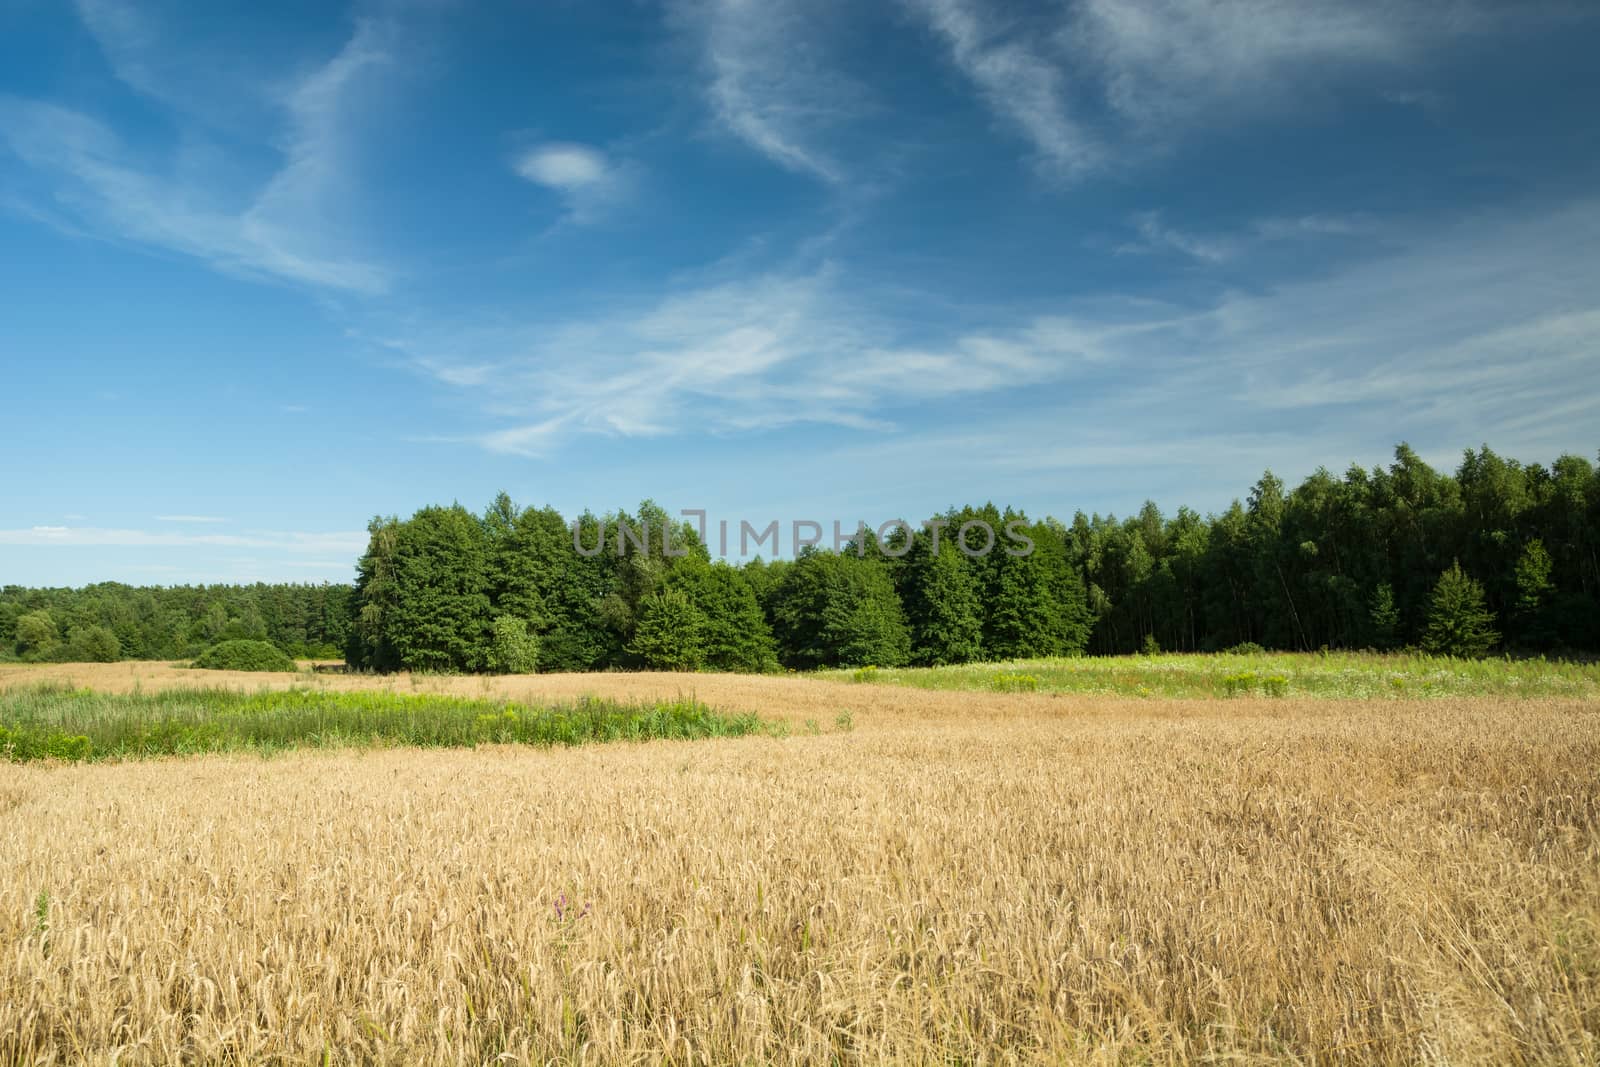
<box><xmin>2</xmin><ymin>657</ymin><xmax>1598</xmax><ymax>1064</ymax></box>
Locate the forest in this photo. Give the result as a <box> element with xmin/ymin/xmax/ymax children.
<box><xmin>4</xmin><ymin>444</ymin><xmax>1597</xmax><ymax>670</ymax></box>
<box><xmin>0</xmin><ymin>582</ymin><xmax>350</xmax><ymax>663</ymax></box>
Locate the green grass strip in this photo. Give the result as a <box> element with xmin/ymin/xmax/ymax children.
<box><xmin>0</xmin><ymin>684</ymin><xmax>773</xmax><ymax>763</ymax></box>
<box><xmin>828</xmin><ymin>650</ymin><xmax>1600</xmax><ymax>700</ymax></box>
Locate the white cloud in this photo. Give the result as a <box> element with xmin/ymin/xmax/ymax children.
<box><xmin>1251</xmin><ymin>214</ymin><xmax>1367</xmax><ymax>240</ymax></box>
<box><xmin>402</xmin><ymin>265</ymin><xmax>1128</xmax><ymax>456</ymax></box>
<box><xmin>515</xmin><ymin>143</ymin><xmax>609</xmax><ymax>190</ymax></box>
<box><xmin>676</xmin><ymin>0</ymin><xmax>868</xmax><ymax>182</ymax></box>
<box><xmin>1068</xmin><ymin>0</ymin><xmax>1411</xmax><ymax>130</ymax></box>
<box><xmin>511</xmin><ymin>142</ymin><xmax>629</xmax><ymax>224</ymax></box>
<box><xmin>0</xmin><ymin>17</ymin><xmax>395</xmax><ymax>293</ymax></box>
<box><xmin>1118</xmin><ymin>211</ymin><xmax>1236</xmax><ymax>263</ymax></box>
<box><xmin>896</xmin><ymin>0</ymin><xmax>1579</xmax><ymax>183</ymax></box>
<box><xmin>154</xmin><ymin>515</ymin><xmax>228</xmax><ymax>524</ymax></box>
<box><xmin>904</xmin><ymin>0</ymin><xmax>1102</xmax><ymax>179</ymax></box>
<box><xmin>399</xmin><ymin>197</ymin><xmax>1600</xmax><ymax>475</ymax></box>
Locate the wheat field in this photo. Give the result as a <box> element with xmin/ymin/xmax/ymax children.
<box><xmin>2</xmin><ymin>663</ymin><xmax>1598</xmax><ymax>1064</ymax></box>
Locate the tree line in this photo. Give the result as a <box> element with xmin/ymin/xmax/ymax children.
<box><xmin>343</xmin><ymin>444</ymin><xmax>1598</xmax><ymax>673</ymax></box>
<box><xmin>5</xmin><ymin>443</ymin><xmax>1595</xmax><ymax>669</ymax></box>
<box><xmin>1</xmin><ymin>583</ymin><xmax>351</xmax><ymax>663</ymax></box>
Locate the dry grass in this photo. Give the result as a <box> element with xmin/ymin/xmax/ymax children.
<box><xmin>1</xmin><ymin>663</ymin><xmax>1597</xmax><ymax>1064</ymax></box>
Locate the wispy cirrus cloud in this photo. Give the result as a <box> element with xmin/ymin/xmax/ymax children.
<box><xmin>399</xmin><ymin>265</ymin><xmax>1103</xmax><ymax>455</ymax></box>
<box><xmin>0</xmin><ymin>526</ymin><xmax>368</xmax><ymax>553</ymax></box>
<box><xmin>674</xmin><ymin>0</ymin><xmax>870</xmax><ymax>183</ymax></box>
<box><xmin>0</xmin><ymin>10</ymin><xmax>396</xmax><ymax>293</ymax></box>
<box><xmin>1117</xmin><ymin>210</ymin><xmax>1237</xmax><ymax>263</ymax></box>
<box><xmin>903</xmin><ymin>0</ymin><xmax>1103</xmax><ymax>179</ymax></box>
<box><xmin>398</xmin><ymin>196</ymin><xmax>1600</xmax><ymax>466</ymax></box>
<box><xmin>896</xmin><ymin>0</ymin><xmax>1584</xmax><ymax>183</ymax></box>
<box><xmin>1114</xmin><ymin>210</ymin><xmax>1371</xmax><ymax>263</ymax></box>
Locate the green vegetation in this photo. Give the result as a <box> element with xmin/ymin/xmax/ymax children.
<box><xmin>191</xmin><ymin>639</ymin><xmax>298</xmax><ymax>672</ymax></box>
<box><xmin>826</xmin><ymin>650</ymin><xmax>1600</xmax><ymax>700</ymax></box>
<box><xmin>5</xmin><ymin>442</ymin><xmax>1598</xmax><ymax>672</ymax></box>
<box><xmin>1422</xmin><ymin>561</ymin><xmax>1501</xmax><ymax>659</ymax></box>
<box><xmin>0</xmin><ymin>582</ymin><xmax>349</xmax><ymax>663</ymax></box>
<box><xmin>0</xmin><ymin>686</ymin><xmax>769</xmax><ymax>763</ymax></box>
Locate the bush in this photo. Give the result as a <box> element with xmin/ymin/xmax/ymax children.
<box><xmin>487</xmin><ymin>616</ymin><xmax>540</xmax><ymax>674</ymax></box>
<box><xmin>191</xmin><ymin>640</ymin><xmax>296</xmax><ymax>672</ymax></box>
<box><xmin>1225</xmin><ymin>642</ymin><xmax>1266</xmax><ymax>655</ymax></box>
<box><xmin>1221</xmin><ymin>671</ymin><xmax>1259</xmax><ymax>696</ymax></box>
<box><xmin>990</xmin><ymin>672</ymin><xmax>1040</xmax><ymax>693</ymax></box>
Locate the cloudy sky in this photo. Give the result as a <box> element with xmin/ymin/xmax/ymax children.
<box><xmin>2</xmin><ymin>0</ymin><xmax>1598</xmax><ymax>584</ymax></box>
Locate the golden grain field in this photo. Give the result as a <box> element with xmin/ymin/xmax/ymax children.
<box><xmin>2</xmin><ymin>662</ymin><xmax>1597</xmax><ymax>1064</ymax></box>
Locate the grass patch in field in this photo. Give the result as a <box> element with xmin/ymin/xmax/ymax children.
<box><xmin>826</xmin><ymin>650</ymin><xmax>1600</xmax><ymax>699</ymax></box>
<box><xmin>0</xmin><ymin>684</ymin><xmax>770</xmax><ymax>763</ymax></box>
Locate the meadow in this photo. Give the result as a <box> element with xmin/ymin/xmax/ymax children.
<box><xmin>831</xmin><ymin>649</ymin><xmax>1600</xmax><ymax>700</ymax></box>
<box><xmin>0</xmin><ymin>656</ymin><xmax>1597</xmax><ymax>1064</ymax></box>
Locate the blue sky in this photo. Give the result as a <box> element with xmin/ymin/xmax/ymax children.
<box><xmin>2</xmin><ymin>0</ymin><xmax>1598</xmax><ymax>585</ymax></box>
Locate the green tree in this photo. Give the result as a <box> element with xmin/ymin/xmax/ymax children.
<box><xmin>371</xmin><ymin>506</ymin><xmax>494</xmax><ymax>672</ymax></box>
<box><xmin>770</xmin><ymin>551</ymin><xmax>911</xmax><ymax>668</ymax></box>
<box><xmin>1421</xmin><ymin>561</ymin><xmax>1500</xmax><ymax>658</ymax></box>
<box><xmin>65</xmin><ymin>624</ymin><xmax>121</xmax><ymax>663</ymax></box>
<box><xmin>14</xmin><ymin>610</ymin><xmax>58</xmax><ymax>660</ymax></box>
<box><xmin>628</xmin><ymin>588</ymin><xmax>707</xmax><ymax>671</ymax></box>
<box><xmin>987</xmin><ymin>545</ymin><xmax>1063</xmax><ymax>659</ymax></box>
<box><xmin>487</xmin><ymin>615</ymin><xmax>540</xmax><ymax>673</ymax></box>
<box><xmin>669</xmin><ymin>558</ymin><xmax>778</xmax><ymax>672</ymax></box>
<box><xmin>1368</xmin><ymin>582</ymin><xmax>1400</xmax><ymax>649</ymax></box>
<box><xmin>347</xmin><ymin>516</ymin><xmax>401</xmax><ymax>670</ymax></box>
<box><xmin>900</xmin><ymin>537</ymin><xmax>983</xmax><ymax>665</ymax></box>
<box><xmin>1513</xmin><ymin>538</ymin><xmax>1556</xmax><ymax>648</ymax></box>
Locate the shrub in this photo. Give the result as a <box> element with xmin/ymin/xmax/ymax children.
<box><xmin>990</xmin><ymin>673</ymin><xmax>1040</xmax><ymax>693</ymax></box>
<box><xmin>487</xmin><ymin>616</ymin><xmax>540</xmax><ymax>674</ymax></box>
<box><xmin>1221</xmin><ymin>671</ymin><xmax>1259</xmax><ymax>696</ymax></box>
<box><xmin>1263</xmin><ymin>674</ymin><xmax>1290</xmax><ymax>697</ymax></box>
<box><xmin>851</xmin><ymin>666</ymin><xmax>880</xmax><ymax>683</ymax></box>
<box><xmin>1225</xmin><ymin>642</ymin><xmax>1266</xmax><ymax>655</ymax></box>
<box><xmin>1141</xmin><ymin>634</ymin><xmax>1161</xmax><ymax>656</ymax></box>
<box><xmin>191</xmin><ymin>640</ymin><xmax>296</xmax><ymax>672</ymax></box>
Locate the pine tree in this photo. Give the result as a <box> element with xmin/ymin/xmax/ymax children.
<box><xmin>1421</xmin><ymin>561</ymin><xmax>1500</xmax><ymax>658</ymax></box>
<box><xmin>1368</xmin><ymin>582</ymin><xmax>1399</xmax><ymax>649</ymax></box>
